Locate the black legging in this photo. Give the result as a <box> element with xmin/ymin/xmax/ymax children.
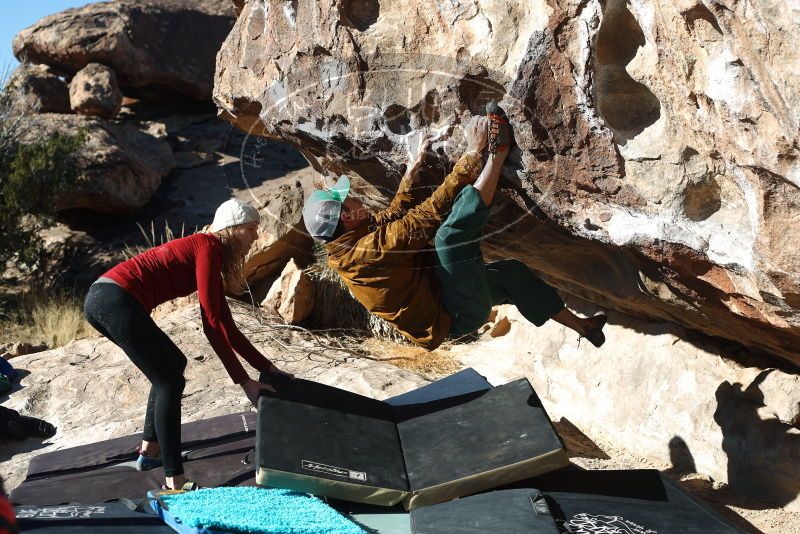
<box><xmin>84</xmin><ymin>283</ymin><xmax>187</xmax><ymax>476</ymax></box>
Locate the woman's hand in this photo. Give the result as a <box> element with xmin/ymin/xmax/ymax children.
<box><xmin>265</xmin><ymin>361</ymin><xmax>295</xmax><ymax>380</ymax></box>
<box><xmin>241</xmin><ymin>379</ymin><xmax>275</xmax><ymax>408</ymax></box>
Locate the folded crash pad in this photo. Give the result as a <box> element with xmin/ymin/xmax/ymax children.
<box><xmin>10</xmin><ymin>412</ymin><xmax>258</xmax><ymax>506</ymax></box>
<box><xmin>410</xmin><ymin>469</ymin><xmax>746</xmax><ymax>534</ymax></box>
<box><xmin>256</xmin><ymin>375</ymin><xmax>568</xmax><ymax>510</ymax></box>
<box><xmin>15</xmin><ymin>500</ymin><xmax>172</xmax><ymax>533</ymax></box>
<box><xmin>327</xmin><ymin>368</ymin><xmax>494</xmax><ymax>533</ymax></box>
<box><xmin>148</xmin><ymin>486</ymin><xmax>366</xmax><ymax>534</ymax></box>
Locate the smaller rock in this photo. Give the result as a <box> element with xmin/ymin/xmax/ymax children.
<box><xmin>69</xmin><ymin>63</ymin><xmax>123</xmax><ymax>119</ymax></box>
<box><xmin>490</xmin><ymin>317</ymin><xmax>512</xmax><ymax>338</ymax></box>
<box><xmin>740</xmin><ymin>368</ymin><xmax>800</xmax><ymax>426</ymax></box>
<box><xmin>477</xmin><ymin>308</ymin><xmax>499</xmax><ymax>335</ymax></box>
<box><xmin>1</xmin><ymin>342</ymin><xmax>48</xmax><ymax>359</ymax></box>
<box><xmin>7</xmin><ymin>63</ymin><xmax>70</xmax><ymax>114</ymax></box>
<box><xmin>262</xmin><ymin>259</ymin><xmax>315</xmax><ymax>324</ymax></box>
<box><xmin>14</xmin><ymin>113</ymin><xmax>175</xmax><ymax>213</ymax></box>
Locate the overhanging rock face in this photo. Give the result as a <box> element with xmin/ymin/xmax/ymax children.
<box><xmin>214</xmin><ymin>0</ymin><xmax>800</xmax><ymax>367</ymax></box>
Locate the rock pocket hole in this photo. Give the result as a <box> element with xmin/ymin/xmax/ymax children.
<box><xmin>384</xmin><ymin>104</ymin><xmax>412</xmax><ymax>135</ymax></box>
<box><xmin>410</xmin><ymin>89</ymin><xmax>441</xmax><ymax>128</ymax></box>
<box><xmin>683</xmin><ymin>177</ymin><xmax>722</xmax><ymax>221</ymax></box>
<box><xmin>593</xmin><ymin>0</ymin><xmax>660</xmax><ymax>139</ymax></box>
<box><xmin>382</xmin><ymin>90</ymin><xmax>441</xmax><ymax>135</ymax></box>
<box><xmin>340</xmin><ymin>0</ymin><xmax>380</xmax><ymax>32</ymax></box>
<box><xmin>457</xmin><ymin>74</ymin><xmax>505</xmax><ymax>116</ymax></box>
<box><xmin>681</xmin><ymin>3</ymin><xmax>722</xmax><ymax>35</ymax></box>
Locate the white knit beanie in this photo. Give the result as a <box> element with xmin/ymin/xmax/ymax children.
<box><xmin>210</xmin><ymin>199</ymin><xmax>260</xmax><ymax>232</ymax></box>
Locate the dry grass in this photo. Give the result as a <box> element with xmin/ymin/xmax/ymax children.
<box><xmin>123</xmin><ymin>220</ymin><xmax>190</xmax><ymax>259</ymax></box>
<box><xmin>360</xmin><ymin>338</ymin><xmax>463</xmax><ymax>378</ymax></box>
<box><xmin>304</xmin><ymin>262</ymin><xmax>409</xmax><ymax>343</ymax></box>
<box><xmin>0</xmin><ymin>291</ymin><xmax>93</xmax><ymax>348</ymax></box>
<box><xmin>227</xmin><ymin>296</ymin><xmax>462</xmax><ymax>380</ymax></box>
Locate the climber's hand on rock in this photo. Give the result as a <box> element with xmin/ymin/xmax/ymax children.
<box><xmin>415</xmin><ymin>132</ymin><xmax>432</xmax><ymax>163</ymax></box>
<box><xmin>465</xmin><ymin>116</ymin><xmax>488</xmax><ymax>154</ymax></box>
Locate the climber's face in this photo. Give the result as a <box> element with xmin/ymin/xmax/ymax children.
<box><xmin>340</xmin><ymin>196</ymin><xmax>370</xmax><ymax>230</ymax></box>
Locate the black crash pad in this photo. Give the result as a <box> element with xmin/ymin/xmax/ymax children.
<box><xmin>410</xmin><ymin>469</ymin><xmax>746</xmax><ymax>534</ymax></box>
<box><xmin>10</xmin><ymin>412</ymin><xmax>257</xmax><ymax>505</ymax></box>
<box><xmin>15</xmin><ymin>500</ymin><xmax>172</xmax><ymax>533</ymax></box>
<box><xmin>256</xmin><ymin>375</ymin><xmax>568</xmax><ymax>510</ymax></box>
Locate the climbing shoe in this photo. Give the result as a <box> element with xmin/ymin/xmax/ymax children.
<box><xmin>157</xmin><ymin>481</ymin><xmax>200</xmax><ymax>493</ymax></box>
<box><xmin>0</xmin><ymin>406</ymin><xmax>25</xmax><ymax>440</ymax></box>
<box><xmin>18</xmin><ymin>415</ymin><xmax>56</xmax><ymax>439</ymax></box>
<box><xmin>0</xmin><ymin>374</ymin><xmax>10</xmax><ymax>395</ymax></box>
<box><xmin>486</xmin><ymin>100</ymin><xmax>513</xmax><ymax>155</ymax></box>
<box><xmin>582</xmin><ymin>312</ymin><xmax>607</xmax><ymax>348</ymax></box>
<box><xmin>136</xmin><ymin>447</ymin><xmax>164</xmax><ymax>472</ymax></box>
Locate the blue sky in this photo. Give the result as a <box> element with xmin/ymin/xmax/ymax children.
<box><xmin>1</xmin><ymin>1</ymin><xmax>89</xmax><ymax>74</ymax></box>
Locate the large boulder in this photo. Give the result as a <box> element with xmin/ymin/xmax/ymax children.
<box><xmin>69</xmin><ymin>63</ymin><xmax>123</xmax><ymax>119</ymax></box>
<box><xmin>13</xmin><ymin>0</ymin><xmax>236</xmax><ymax>101</ymax></box>
<box><xmin>214</xmin><ymin>0</ymin><xmax>800</xmax><ymax>367</ymax></box>
<box><xmin>7</xmin><ymin>63</ymin><xmax>70</xmax><ymax>114</ymax></box>
<box><xmin>14</xmin><ymin>113</ymin><xmax>175</xmax><ymax>213</ymax></box>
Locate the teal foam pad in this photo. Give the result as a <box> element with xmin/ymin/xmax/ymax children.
<box><xmin>148</xmin><ymin>487</ymin><xmax>366</xmax><ymax>534</ymax></box>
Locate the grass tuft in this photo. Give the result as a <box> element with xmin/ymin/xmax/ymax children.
<box><xmin>0</xmin><ymin>291</ymin><xmax>93</xmax><ymax>349</ymax></box>
<box><xmin>360</xmin><ymin>338</ymin><xmax>463</xmax><ymax>378</ymax></box>
<box><xmin>123</xmin><ymin>219</ymin><xmax>191</xmax><ymax>259</ymax></box>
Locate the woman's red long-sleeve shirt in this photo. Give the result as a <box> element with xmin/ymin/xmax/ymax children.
<box><xmin>102</xmin><ymin>233</ymin><xmax>270</xmax><ymax>384</ymax></box>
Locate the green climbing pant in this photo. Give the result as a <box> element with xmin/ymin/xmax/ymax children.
<box><xmin>434</xmin><ymin>185</ymin><xmax>565</xmax><ymax>338</ymax></box>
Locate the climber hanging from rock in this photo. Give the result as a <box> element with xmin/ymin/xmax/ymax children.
<box><xmin>302</xmin><ymin>101</ymin><xmax>607</xmax><ymax>350</ymax></box>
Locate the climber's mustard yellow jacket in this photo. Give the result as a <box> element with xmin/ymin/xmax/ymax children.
<box><xmin>326</xmin><ymin>152</ymin><xmax>482</xmax><ymax>349</ymax></box>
